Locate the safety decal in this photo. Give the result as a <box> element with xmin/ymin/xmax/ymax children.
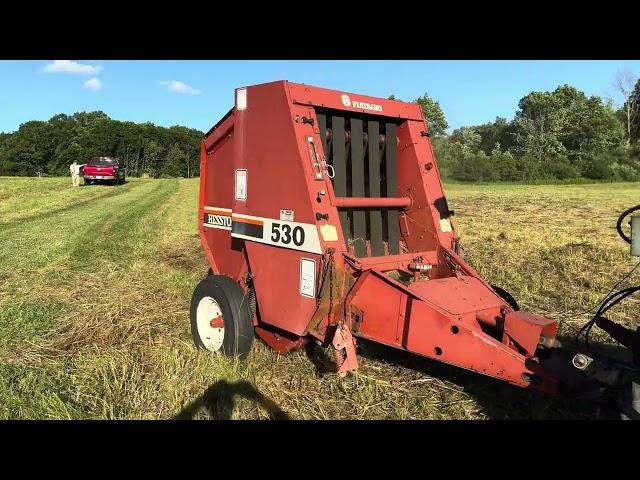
<box><xmin>299</xmin><ymin>258</ymin><xmax>316</xmax><ymax>298</ymax></box>
<box><xmin>235</xmin><ymin>169</ymin><xmax>247</xmax><ymax>201</ymax></box>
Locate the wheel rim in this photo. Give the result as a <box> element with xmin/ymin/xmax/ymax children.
<box><xmin>196</xmin><ymin>296</ymin><xmax>225</xmax><ymax>351</ymax></box>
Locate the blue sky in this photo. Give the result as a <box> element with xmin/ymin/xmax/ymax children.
<box><xmin>1</xmin><ymin>60</ymin><xmax>639</xmax><ymax>134</ymax></box>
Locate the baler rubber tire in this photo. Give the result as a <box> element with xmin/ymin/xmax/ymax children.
<box><xmin>190</xmin><ymin>275</ymin><xmax>254</xmax><ymax>359</ymax></box>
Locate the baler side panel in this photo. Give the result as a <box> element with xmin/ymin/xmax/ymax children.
<box><xmin>234</xmin><ymin>82</ymin><xmax>331</xmax><ymax>336</ymax></box>
<box><xmin>396</xmin><ymin>120</ymin><xmax>456</xmax><ymax>276</ymax></box>
<box><xmin>200</xmin><ymin>124</ymin><xmax>246</xmax><ymax>280</ymax></box>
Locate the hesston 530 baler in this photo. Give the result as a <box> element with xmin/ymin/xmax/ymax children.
<box><xmin>191</xmin><ymin>80</ymin><xmax>640</xmax><ymax>416</ymax></box>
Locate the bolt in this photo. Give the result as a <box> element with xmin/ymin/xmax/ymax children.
<box><xmin>572</xmin><ymin>353</ymin><xmax>591</xmax><ymax>370</ymax></box>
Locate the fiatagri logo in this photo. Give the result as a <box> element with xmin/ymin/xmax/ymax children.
<box><xmin>341</xmin><ymin>94</ymin><xmax>383</xmax><ymax>112</ymax></box>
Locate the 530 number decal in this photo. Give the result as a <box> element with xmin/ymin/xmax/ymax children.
<box><xmin>271</xmin><ymin>223</ymin><xmax>305</xmax><ymax>247</ymax></box>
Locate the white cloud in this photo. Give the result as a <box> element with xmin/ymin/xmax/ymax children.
<box><xmin>158</xmin><ymin>80</ymin><xmax>201</xmax><ymax>95</ymax></box>
<box><xmin>83</xmin><ymin>78</ymin><xmax>104</xmax><ymax>91</ymax></box>
<box><xmin>42</xmin><ymin>60</ymin><xmax>103</xmax><ymax>75</ymax></box>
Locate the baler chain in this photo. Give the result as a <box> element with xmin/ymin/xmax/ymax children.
<box><xmin>318</xmin><ymin>249</ymin><xmax>336</xmax><ymax>322</ymax></box>
<box><xmin>329</xmin><ymin>250</ymin><xmax>334</xmax><ymax>323</ymax></box>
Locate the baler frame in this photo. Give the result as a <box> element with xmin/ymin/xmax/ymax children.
<box><xmin>192</xmin><ymin>80</ymin><xmax>639</xmax><ymax>415</ymax></box>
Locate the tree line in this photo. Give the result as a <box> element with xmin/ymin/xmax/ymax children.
<box><xmin>0</xmin><ymin>111</ymin><xmax>203</xmax><ymax>178</ymax></box>
<box><xmin>1</xmin><ymin>72</ymin><xmax>639</xmax><ymax>182</ymax></box>
<box><xmin>393</xmin><ymin>71</ymin><xmax>640</xmax><ymax>182</ymax></box>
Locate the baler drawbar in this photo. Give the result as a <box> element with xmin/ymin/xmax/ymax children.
<box><xmin>190</xmin><ymin>80</ymin><xmax>640</xmax><ymax>417</ymax></box>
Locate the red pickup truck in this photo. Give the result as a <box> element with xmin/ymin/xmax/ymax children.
<box><xmin>83</xmin><ymin>156</ymin><xmax>125</xmax><ymax>185</ymax></box>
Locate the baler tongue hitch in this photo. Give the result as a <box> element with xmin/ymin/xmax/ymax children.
<box><xmin>192</xmin><ymin>80</ymin><xmax>639</xmax><ymax>418</ymax></box>
<box><xmin>595</xmin><ymin>317</ymin><xmax>640</xmax><ymax>361</ymax></box>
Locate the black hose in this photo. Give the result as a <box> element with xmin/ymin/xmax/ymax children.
<box><xmin>616</xmin><ymin>205</ymin><xmax>640</xmax><ymax>244</ymax></box>
<box><xmin>577</xmin><ymin>206</ymin><xmax>640</xmax><ymax>346</ymax></box>
<box><xmin>579</xmin><ymin>286</ymin><xmax>640</xmax><ymax>346</ymax></box>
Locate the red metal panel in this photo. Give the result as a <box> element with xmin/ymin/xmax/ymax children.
<box><xmin>287</xmin><ymin>82</ymin><xmax>423</xmax><ymax>121</ymax></box>
<box><xmin>345</xmin><ymin>251</ymin><xmax>438</xmax><ymax>272</ymax></box>
<box><xmin>203</xmin><ymin>114</ymin><xmax>234</xmax><ymax>154</ymax></box>
<box><xmin>231</xmin><ymin>82</ymin><xmax>333</xmax><ymax>336</ymax></box>
<box><xmin>409</xmin><ymin>276</ymin><xmax>506</xmax><ymax>316</ymax></box>
<box><xmin>504</xmin><ymin>311</ymin><xmax>557</xmax><ymax>357</ymax></box>
<box><xmin>199</xmin><ymin>128</ymin><xmax>246</xmax><ymax>280</ymax></box>
<box><xmin>347</xmin><ymin>269</ymin><xmax>558</xmax><ymax>392</ymax></box>
<box><xmin>404</xmin><ymin>299</ymin><xmax>553</xmax><ymax>390</ymax></box>
<box><xmin>395</xmin><ymin>120</ymin><xmax>457</xmax><ymax>263</ymax></box>
<box><xmin>349</xmin><ymin>271</ymin><xmax>406</xmax><ymax>345</ymax></box>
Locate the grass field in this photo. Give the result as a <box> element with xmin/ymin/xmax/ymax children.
<box><xmin>0</xmin><ymin>176</ymin><xmax>638</xmax><ymax>419</ymax></box>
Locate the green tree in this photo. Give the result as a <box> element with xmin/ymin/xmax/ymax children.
<box><xmin>415</xmin><ymin>94</ymin><xmax>448</xmax><ymax>137</ymax></box>
<box><xmin>450</xmin><ymin>127</ymin><xmax>481</xmax><ymax>154</ymax></box>
<box><xmin>0</xmin><ymin>111</ymin><xmax>204</xmax><ymax>178</ymax></box>
<box><xmin>389</xmin><ymin>93</ymin><xmax>448</xmax><ymax>136</ymax></box>
<box><xmin>162</xmin><ymin>144</ymin><xmax>187</xmax><ymax>177</ymax></box>
<box><xmin>474</xmin><ymin>117</ymin><xmax>518</xmax><ymax>154</ymax></box>
<box><xmin>630</xmin><ymin>78</ymin><xmax>640</xmax><ymax>143</ymax></box>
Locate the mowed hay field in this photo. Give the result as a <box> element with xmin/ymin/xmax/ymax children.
<box><xmin>0</xmin><ymin>176</ymin><xmax>638</xmax><ymax>420</ymax></box>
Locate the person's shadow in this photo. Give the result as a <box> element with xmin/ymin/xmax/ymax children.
<box><xmin>173</xmin><ymin>380</ymin><xmax>290</xmax><ymax>420</ymax></box>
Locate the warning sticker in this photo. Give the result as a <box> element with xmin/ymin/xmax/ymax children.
<box><xmin>280</xmin><ymin>209</ymin><xmax>294</xmax><ymax>221</ymax></box>
<box><xmin>299</xmin><ymin>258</ymin><xmax>316</xmax><ymax>298</ymax></box>
<box><xmin>235</xmin><ymin>169</ymin><xmax>247</xmax><ymax>201</ymax></box>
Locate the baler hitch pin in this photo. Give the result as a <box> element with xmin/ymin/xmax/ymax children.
<box><xmin>572</xmin><ymin>353</ymin><xmax>593</xmax><ymax>371</ymax></box>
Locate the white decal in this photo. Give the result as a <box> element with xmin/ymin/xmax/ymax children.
<box><xmin>231</xmin><ymin>213</ymin><xmax>322</xmax><ymax>254</ymax></box>
<box><xmin>203</xmin><ymin>206</ymin><xmax>232</xmax><ymax>231</ymax></box>
<box><xmin>205</xmin><ymin>214</ymin><xmax>232</xmax><ymax>230</ymax></box>
<box><xmin>235</xmin><ymin>169</ymin><xmax>247</xmax><ymax>201</ymax></box>
<box><xmin>341</xmin><ymin>93</ymin><xmax>383</xmax><ymax>112</ymax></box>
<box><xmin>236</xmin><ymin>88</ymin><xmax>247</xmax><ymax>110</ymax></box>
<box><xmin>439</xmin><ymin>218</ymin><xmax>452</xmax><ymax>233</ymax></box>
<box><xmin>280</xmin><ymin>209</ymin><xmax>294</xmax><ymax>221</ymax></box>
<box><xmin>300</xmin><ymin>258</ymin><xmax>316</xmax><ymax>298</ymax></box>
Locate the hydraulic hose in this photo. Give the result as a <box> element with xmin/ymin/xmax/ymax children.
<box><xmin>616</xmin><ymin>205</ymin><xmax>640</xmax><ymax>244</ymax></box>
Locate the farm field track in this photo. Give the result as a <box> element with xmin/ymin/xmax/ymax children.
<box><xmin>0</xmin><ymin>176</ymin><xmax>638</xmax><ymax>419</ymax></box>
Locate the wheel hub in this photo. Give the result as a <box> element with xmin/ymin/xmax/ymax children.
<box><xmin>196</xmin><ymin>296</ymin><xmax>225</xmax><ymax>351</ymax></box>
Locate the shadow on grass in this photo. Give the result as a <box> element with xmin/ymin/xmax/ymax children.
<box><xmin>304</xmin><ymin>342</ymin><xmax>336</xmax><ymax>377</ymax></box>
<box><xmin>302</xmin><ymin>336</ymin><xmax>601</xmax><ymax>420</ymax></box>
<box><xmin>356</xmin><ymin>339</ymin><xmax>602</xmax><ymax>420</ymax></box>
<box><xmin>173</xmin><ymin>380</ymin><xmax>290</xmax><ymax>420</ymax></box>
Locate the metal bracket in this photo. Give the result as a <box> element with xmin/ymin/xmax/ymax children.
<box><xmin>332</xmin><ymin>322</ymin><xmax>359</xmax><ymax>377</ymax></box>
